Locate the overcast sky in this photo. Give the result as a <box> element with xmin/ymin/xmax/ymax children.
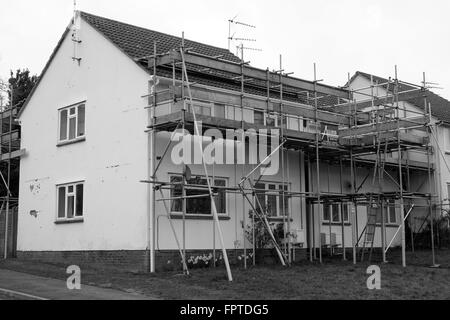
<box><xmin>1</xmin><ymin>0</ymin><xmax>449</xmax><ymax>100</ymax></box>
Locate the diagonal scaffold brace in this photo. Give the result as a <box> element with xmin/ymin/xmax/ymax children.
<box><xmin>237</xmin><ymin>140</ymin><xmax>289</xmax><ymax>266</ymax></box>
<box><xmin>179</xmin><ymin>47</ymin><xmax>234</xmax><ymax>282</ymax></box>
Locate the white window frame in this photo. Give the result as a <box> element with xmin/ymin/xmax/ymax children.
<box><xmin>385</xmin><ymin>200</ymin><xmax>398</xmax><ymax>225</ymax></box>
<box><xmin>56</xmin><ymin>181</ymin><xmax>85</xmax><ymax>221</ymax></box>
<box><xmin>264</xmin><ymin>113</ymin><xmax>278</xmax><ymax>127</ymax></box>
<box><xmin>170</xmin><ymin>174</ymin><xmax>229</xmax><ymax>217</ymax></box>
<box><xmin>58</xmin><ymin>102</ymin><xmax>86</xmax><ymax>144</ymax></box>
<box><xmin>444</xmin><ymin>127</ymin><xmax>450</xmax><ymax>153</ymax></box>
<box><xmin>253</xmin><ymin>108</ymin><xmax>265</xmax><ymax>125</ymax></box>
<box><xmin>286</xmin><ymin>115</ymin><xmax>305</xmax><ymax>132</ymax></box>
<box><xmin>213</xmin><ymin>103</ymin><xmax>227</xmax><ymax>119</ymax></box>
<box><xmin>185</xmin><ymin>100</ymin><xmax>214</xmax><ymax>117</ymax></box>
<box><xmin>322</xmin><ymin>203</ymin><xmax>351</xmax><ymax>224</ymax></box>
<box><xmin>224</xmin><ymin>105</ymin><xmax>245</xmax><ymax>122</ymax></box>
<box><xmin>254</xmin><ymin>182</ymin><xmax>290</xmax><ymax>218</ymax></box>
<box><xmin>447</xmin><ymin>183</ymin><xmax>450</xmax><ymax>201</ymax></box>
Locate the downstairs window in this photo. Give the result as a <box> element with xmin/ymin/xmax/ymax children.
<box><xmin>57</xmin><ymin>182</ymin><xmax>84</xmax><ymax>220</ymax></box>
<box><xmin>170</xmin><ymin>175</ymin><xmax>227</xmax><ymax>216</ymax></box>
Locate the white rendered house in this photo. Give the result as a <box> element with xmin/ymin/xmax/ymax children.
<box><xmin>17</xmin><ymin>12</ymin><xmax>435</xmax><ymax>271</ymax></box>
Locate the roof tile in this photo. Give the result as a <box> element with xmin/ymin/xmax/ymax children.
<box><xmin>80</xmin><ymin>11</ymin><xmax>241</xmax><ymax>63</ymax></box>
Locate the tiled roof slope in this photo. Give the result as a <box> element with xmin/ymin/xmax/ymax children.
<box><xmin>81</xmin><ymin>12</ymin><xmax>343</xmax><ymax>108</ymax></box>
<box><xmin>80</xmin><ymin>11</ymin><xmax>241</xmax><ymax>63</ymax></box>
<box><xmin>19</xmin><ymin>12</ymin><xmax>344</xmax><ymax>117</ymax></box>
<box><xmin>156</xmin><ymin>66</ymin><xmax>341</xmax><ymax>107</ymax></box>
<box><xmin>351</xmin><ymin>71</ymin><xmax>450</xmax><ymax>123</ymax></box>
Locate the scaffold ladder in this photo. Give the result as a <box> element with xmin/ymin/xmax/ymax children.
<box><xmin>360</xmin><ymin>200</ymin><xmax>378</xmax><ymax>262</ymax></box>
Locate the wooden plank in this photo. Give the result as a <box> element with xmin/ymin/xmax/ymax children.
<box><xmin>340</xmin><ymin>131</ymin><xmax>426</xmax><ymax>147</ymax></box>
<box><xmin>285</xmin><ymin>129</ymin><xmax>317</xmax><ymax>142</ymax></box>
<box><xmin>154</xmin><ymin>91</ymin><xmax>174</xmax><ymax>105</ymax></box>
<box><xmin>0</xmin><ymin>109</ymin><xmax>17</xmax><ymax>120</ymax></box>
<box><xmin>0</xmin><ymin>149</ymin><xmax>25</xmax><ymax>161</ymax></box>
<box><xmin>185</xmin><ymin>113</ymin><xmax>244</xmax><ymax>131</ymax></box>
<box><xmin>354</xmin><ymin>156</ymin><xmax>431</xmax><ymax>170</ymax></box>
<box><xmin>338</xmin><ymin>116</ymin><xmax>427</xmax><ymax>137</ymax></box>
<box><xmin>272</xmin><ymin>103</ymin><xmax>350</xmax><ymax>125</ymax></box>
<box><xmin>153</xmin><ymin>112</ymin><xmax>183</xmax><ymax>126</ymax></box>
<box><xmin>332</xmin><ymin>89</ymin><xmax>429</xmax><ymax>114</ymax></box>
<box><xmin>398</xmin><ymin>132</ymin><xmax>428</xmax><ymax>145</ymax></box>
<box><xmin>157</xmin><ymin>84</ymin><xmax>350</xmax><ymax>125</ymax></box>
<box><xmin>153</xmin><ymin>111</ymin><xmax>319</xmax><ymax>143</ymax></box>
<box><xmin>0</xmin><ymin>131</ymin><xmax>20</xmax><ymax>145</ymax></box>
<box><xmin>154</xmin><ymin>111</ymin><xmax>427</xmax><ymax>149</ymax></box>
<box><xmin>157</xmin><ymin>51</ymin><xmax>350</xmax><ymax>99</ymax></box>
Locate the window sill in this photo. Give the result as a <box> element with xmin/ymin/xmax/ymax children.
<box><xmin>267</xmin><ymin>217</ymin><xmax>294</xmax><ymax>223</ymax></box>
<box><xmin>320</xmin><ymin>223</ymin><xmax>399</xmax><ymax>228</ymax></box>
<box><xmin>55</xmin><ymin>218</ymin><xmax>84</xmax><ymax>225</ymax></box>
<box><xmin>322</xmin><ymin>222</ymin><xmax>351</xmax><ymax>226</ymax></box>
<box><xmin>248</xmin><ymin>215</ymin><xmax>293</xmax><ymax>223</ymax></box>
<box><xmin>376</xmin><ymin>223</ymin><xmax>399</xmax><ymax>228</ymax></box>
<box><xmin>57</xmin><ymin>137</ymin><xmax>86</xmax><ymax>147</ymax></box>
<box><xmin>170</xmin><ymin>214</ymin><xmax>231</xmax><ymax>221</ymax></box>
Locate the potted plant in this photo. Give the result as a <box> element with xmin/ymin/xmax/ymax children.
<box><xmin>245</xmin><ymin>205</ymin><xmax>284</xmax><ymax>265</ymax></box>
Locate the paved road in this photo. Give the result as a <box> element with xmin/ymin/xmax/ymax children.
<box><xmin>0</xmin><ymin>269</ymin><xmax>154</xmax><ymax>300</ymax></box>
<box><xmin>0</xmin><ymin>292</ymin><xmax>16</xmax><ymax>300</ymax></box>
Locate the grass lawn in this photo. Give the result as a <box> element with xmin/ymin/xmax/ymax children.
<box><xmin>0</xmin><ymin>249</ymin><xmax>449</xmax><ymax>300</ymax></box>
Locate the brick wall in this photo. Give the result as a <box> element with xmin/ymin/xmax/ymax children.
<box><xmin>16</xmin><ymin>248</ymin><xmax>308</xmax><ymax>272</ymax></box>
<box><xmin>17</xmin><ymin>250</ymin><xmax>149</xmax><ymax>272</ymax></box>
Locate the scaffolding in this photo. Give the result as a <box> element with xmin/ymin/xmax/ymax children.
<box><xmin>0</xmin><ymin>83</ymin><xmax>24</xmax><ymax>260</ymax></box>
<box><xmin>139</xmin><ymin>37</ymin><xmax>440</xmax><ymax>281</ymax></box>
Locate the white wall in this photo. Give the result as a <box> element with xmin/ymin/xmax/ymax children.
<box><xmin>434</xmin><ymin>125</ymin><xmax>450</xmax><ymax>209</ymax></box>
<box><xmin>18</xmin><ymin>19</ymin><xmax>151</xmax><ymax>251</ymax></box>
<box><xmin>153</xmin><ymin>131</ymin><xmax>305</xmax><ymax>250</ymax></box>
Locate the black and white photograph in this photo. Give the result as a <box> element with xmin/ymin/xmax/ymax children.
<box><xmin>0</xmin><ymin>0</ymin><xmax>449</xmax><ymax>307</ymax></box>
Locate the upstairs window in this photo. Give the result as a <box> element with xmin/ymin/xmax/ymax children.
<box><xmin>286</xmin><ymin>115</ymin><xmax>305</xmax><ymax>132</ymax></box>
<box><xmin>226</xmin><ymin>105</ymin><xmax>243</xmax><ymax>121</ymax></box>
<box><xmin>323</xmin><ymin>203</ymin><xmax>350</xmax><ymax>223</ymax></box>
<box><xmin>445</xmin><ymin>127</ymin><xmax>450</xmax><ymax>153</ymax></box>
<box><xmin>59</xmin><ymin>102</ymin><xmax>86</xmax><ymax>143</ymax></box>
<box><xmin>186</xmin><ymin>101</ymin><xmax>213</xmax><ymax>117</ymax></box>
<box><xmin>57</xmin><ymin>182</ymin><xmax>84</xmax><ymax>220</ymax></box>
<box><xmin>374</xmin><ymin>200</ymin><xmax>398</xmax><ymax>225</ymax></box>
<box><xmin>213</xmin><ymin>103</ymin><xmax>226</xmax><ymax>119</ymax></box>
<box><xmin>386</xmin><ymin>200</ymin><xmax>397</xmax><ymax>224</ymax></box>
<box><xmin>254</xmin><ymin>109</ymin><xmax>265</xmax><ymax>125</ymax></box>
<box><xmin>447</xmin><ymin>183</ymin><xmax>450</xmax><ymax>201</ymax></box>
<box><xmin>265</xmin><ymin>113</ymin><xmax>278</xmax><ymax>127</ymax></box>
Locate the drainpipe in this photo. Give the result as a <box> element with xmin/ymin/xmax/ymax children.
<box><xmin>147</xmin><ymin>80</ymin><xmax>154</xmax><ymax>273</ymax></box>
<box><xmin>435</xmin><ymin>121</ymin><xmax>444</xmax><ymax>209</ymax></box>
<box><xmin>146</xmin><ymin>43</ymin><xmax>157</xmax><ymax>273</ymax></box>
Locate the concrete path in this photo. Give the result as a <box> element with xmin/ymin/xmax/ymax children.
<box><xmin>0</xmin><ymin>269</ymin><xmax>154</xmax><ymax>300</ymax></box>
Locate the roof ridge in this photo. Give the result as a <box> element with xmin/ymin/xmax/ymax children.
<box><xmin>356</xmin><ymin>70</ymin><xmax>392</xmax><ymax>82</ymax></box>
<box><xmin>79</xmin><ymin>11</ymin><xmax>239</xmax><ymax>60</ymax></box>
<box><xmin>350</xmin><ymin>71</ymin><xmax>450</xmax><ymax>122</ymax></box>
<box><xmin>426</xmin><ymin>90</ymin><xmax>450</xmax><ymax>101</ymax></box>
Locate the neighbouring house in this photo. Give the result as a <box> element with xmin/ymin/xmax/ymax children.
<box><xmin>16</xmin><ymin>12</ymin><xmax>436</xmax><ymax>271</ymax></box>
<box><xmin>347</xmin><ymin>71</ymin><xmax>448</xmax><ymax>239</ymax></box>
<box><xmin>0</xmin><ymin>106</ymin><xmax>21</xmax><ymax>259</ymax></box>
